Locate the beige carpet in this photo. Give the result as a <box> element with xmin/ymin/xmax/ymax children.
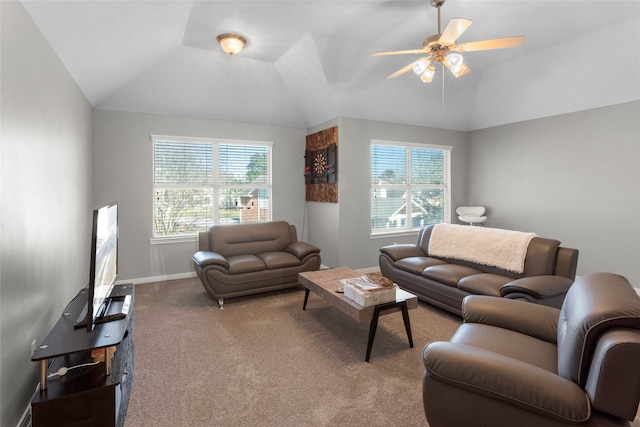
<box><xmin>124</xmin><ymin>278</ymin><xmax>640</xmax><ymax>427</ymax></box>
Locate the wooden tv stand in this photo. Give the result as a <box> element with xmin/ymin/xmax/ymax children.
<box><xmin>31</xmin><ymin>283</ymin><xmax>134</xmax><ymax>427</ymax></box>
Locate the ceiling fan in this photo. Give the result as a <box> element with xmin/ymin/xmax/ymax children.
<box><xmin>372</xmin><ymin>0</ymin><xmax>525</xmax><ymax>83</ymax></box>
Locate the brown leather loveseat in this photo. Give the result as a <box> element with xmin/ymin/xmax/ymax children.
<box><xmin>422</xmin><ymin>272</ymin><xmax>640</xmax><ymax>426</ymax></box>
<box><xmin>379</xmin><ymin>224</ymin><xmax>579</xmax><ymax>315</ymax></box>
<box><xmin>193</xmin><ymin>221</ymin><xmax>321</xmax><ymax>308</ymax></box>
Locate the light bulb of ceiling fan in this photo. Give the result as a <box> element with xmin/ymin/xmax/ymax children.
<box><xmin>445</xmin><ymin>53</ymin><xmax>464</xmax><ymax>71</ymax></box>
<box><xmin>421</xmin><ymin>66</ymin><xmax>435</xmax><ymax>83</ymax></box>
<box><xmin>445</xmin><ymin>53</ymin><xmax>470</xmax><ymax>78</ymax></box>
<box><xmin>451</xmin><ymin>63</ymin><xmax>470</xmax><ymax>78</ymax></box>
<box><xmin>412</xmin><ymin>59</ymin><xmax>430</xmax><ymax>75</ymax></box>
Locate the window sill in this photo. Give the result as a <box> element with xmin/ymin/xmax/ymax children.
<box><xmin>370</xmin><ymin>230</ymin><xmax>420</xmax><ymax>239</ymax></box>
<box><xmin>150</xmin><ymin>235</ymin><xmax>197</xmax><ymax>245</ymax></box>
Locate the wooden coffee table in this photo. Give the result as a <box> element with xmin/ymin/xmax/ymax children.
<box><xmin>298</xmin><ymin>266</ymin><xmax>417</xmax><ymax>362</ymax></box>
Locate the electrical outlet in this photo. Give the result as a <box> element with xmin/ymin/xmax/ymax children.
<box><xmin>31</xmin><ymin>339</ymin><xmax>37</xmax><ymax>357</ymax></box>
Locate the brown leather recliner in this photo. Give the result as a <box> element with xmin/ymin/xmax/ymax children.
<box><xmin>422</xmin><ymin>272</ymin><xmax>640</xmax><ymax>426</ymax></box>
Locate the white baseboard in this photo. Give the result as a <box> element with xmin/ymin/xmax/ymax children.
<box><xmin>319</xmin><ymin>265</ymin><xmax>380</xmax><ymax>274</ymax></box>
<box><xmin>356</xmin><ymin>266</ymin><xmax>380</xmax><ymax>273</ymax></box>
<box><xmin>116</xmin><ymin>270</ymin><xmax>640</xmax><ymax>297</ymax></box>
<box><xmin>118</xmin><ymin>266</ymin><xmax>382</xmax><ymax>286</ymax></box>
<box><xmin>18</xmin><ymin>383</ymin><xmax>40</xmax><ymax>427</ymax></box>
<box><xmin>17</xmin><ymin>406</ymin><xmax>30</xmax><ymax>427</ymax></box>
<box><xmin>117</xmin><ymin>271</ymin><xmax>197</xmax><ymax>286</ymax></box>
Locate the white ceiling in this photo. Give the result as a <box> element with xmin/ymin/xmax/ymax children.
<box><xmin>20</xmin><ymin>0</ymin><xmax>640</xmax><ymax>131</ymax></box>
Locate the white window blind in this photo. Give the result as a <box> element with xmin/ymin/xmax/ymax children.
<box><xmin>152</xmin><ymin>136</ymin><xmax>272</xmax><ymax>238</ymax></box>
<box><xmin>371</xmin><ymin>140</ymin><xmax>451</xmax><ymax>234</ymax></box>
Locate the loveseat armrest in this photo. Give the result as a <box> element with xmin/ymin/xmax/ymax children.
<box><xmin>462</xmin><ymin>295</ymin><xmax>560</xmax><ymax>344</ymax></box>
<box><xmin>423</xmin><ymin>342</ymin><xmax>590</xmax><ymax>422</ymax></box>
<box><xmin>285</xmin><ymin>241</ymin><xmax>320</xmax><ymax>259</ymax></box>
<box><xmin>501</xmin><ymin>275</ymin><xmax>573</xmax><ymax>300</ymax></box>
<box><xmin>379</xmin><ymin>244</ymin><xmax>425</xmax><ymax>261</ymax></box>
<box><xmin>192</xmin><ymin>251</ymin><xmax>229</xmax><ymax>269</ymax></box>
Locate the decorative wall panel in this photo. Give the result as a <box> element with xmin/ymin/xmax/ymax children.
<box><xmin>305</xmin><ymin>127</ymin><xmax>338</xmax><ymax>203</ymax></box>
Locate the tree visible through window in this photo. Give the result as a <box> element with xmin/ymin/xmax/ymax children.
<box><xmin>371</xmin><ymin>141</ymin><xmax>451</xmax><ymax>234</ymax></box>
<box><xmin>152</xmin><ymin>136</ymin><xmax>272</xmax><ymax>237</ymax></box>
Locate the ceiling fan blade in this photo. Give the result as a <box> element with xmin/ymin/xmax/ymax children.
<box><xmin>372</xmin><ymin>49</ymin><xmax>424</xmax><ymax>57</ymax></box>
<box><xmin>439</xmin><ymin>18</ymin><xmax>472</xmax><ymax>45</ymax></box>
<box><xmin>387</xmin><ymin>62</ymin><xmax>416</xmax><ymax>79</ymax></box>
<box><xmin>455</xmin><ymin>35</ymin><xmax>525</xmax><ymax>52</ymax></box>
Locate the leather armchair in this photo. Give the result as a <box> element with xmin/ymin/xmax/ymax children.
<box><xmin>422</xmin><ymin>272</ymin><xmax>640</xmax><ymax>426</ymax></box>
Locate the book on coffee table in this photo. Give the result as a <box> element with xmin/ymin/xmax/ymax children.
<box><xmin>340</xmin><ymin>273</ymin><xmax>397</xmax><ymax>307</ymax></box>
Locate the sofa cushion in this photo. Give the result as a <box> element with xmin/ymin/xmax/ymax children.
<box><xmin>395</xmin><ymin>257</ymin><xmax>446</xmax><ymax>275</ymax></box>
<box><xmin>450</xmin><ymin>323</ymin><xmax>559</xmax><ymax>373</ymax></box>
<box><xmin>423</xmin><ymin>264</ymin><xmax>483</xmax><ymax>287</ymax></box>
<box><xmin>208</xmin><ymin>221</ymin><xmax>293</xmax><ymax>257</ymax></box>
<box><xmin>226</xmin><ymin>255</ymin><xmax>266</xmax><ymax>274</ymax></box>
<box><xmin>458</xmin><ymin>273</ymin><xmax>513</xmax><ymax>297</ymax></box>
<box><xmin>257</xmin><ymin>251</ymin><xmax>301</xmax><ymax>270</ymax></box>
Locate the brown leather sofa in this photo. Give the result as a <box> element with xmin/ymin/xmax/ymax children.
<box><xmin>422</xmin><ymin>272</ymin><xmax>640</xmax><ymax>426</ymax></box>
<box><xmin>379</xmin><ymin>224</ymin><xmax>579</xmax><ymax>315</ymax></box>
<box><xmin>192</xmin><ymin>221</ymin><xmax>321</xmax><ymax>308</ymax></box>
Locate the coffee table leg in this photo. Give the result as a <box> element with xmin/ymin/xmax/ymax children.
<box><xmin>303</xmin><ymin>288</ymin><xmax>310</xmax><ymax>310</ymax></box>
<box><xmin>365</xmin><ymin>306</ymin><xmax>382</xmax><ymax>362</ymax></box>
<box><xmin>400</xmin><ymin>301</ymin><xmax>414</xmax><ymax>348</ymax></box>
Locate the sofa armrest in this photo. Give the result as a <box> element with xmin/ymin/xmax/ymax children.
<box><xmin>555</xmin><ymin>247</ymin><xmax>579</xmax><ymax>280</ymax></box>
<box><xmin>192</xmin><ymin>251</ymin><xmax>229</xmax><ymax>269</ymax></box>
<box><xmin>501</xmin><ymin>276</ymin><xmax>573</xmax><ymax>299</ymax></box>
<box><xmin>379</xmin><ymin>244</ymin><xmax>425</xmax><ymax>261</ymax></box>
<box><xmin>462</xmin><ymin>295</ymin><xmax>560</xmax><ymax>344</ymax></box>
<box><xmin>423</xmin><ymin>342</ymin><xmax>590</xmax><ymax>422</ymax></box>
<box><xmin>285</xmin><ymin>241</ymin><xmax>320</xmax><ymax>259</ymax></box>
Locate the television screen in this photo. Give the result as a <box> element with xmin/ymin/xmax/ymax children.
<box><xmin>90</xmin><ymin>203</ymin><xmax>118</xmax><ymax>322</ymax></box>
<box><xmin>75</xmin><ymin>202</ymin><xmax>118</xmax><ymax>331</ymax></box>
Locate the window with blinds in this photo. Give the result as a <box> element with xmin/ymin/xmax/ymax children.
<box><xmin>371</xmin><ymin>140</ymin><xmax>451</xmax><ymax>234</ymax></box>
<box><xmin>152</xmin><ymin>136</ymin><xmax>272</xmax><ymax>237</ymax></box>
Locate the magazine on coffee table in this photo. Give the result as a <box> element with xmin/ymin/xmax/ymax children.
<box><xmin>339</xmin><ymin>273</ymin><xmax>395</xmax><ymax>293</ymax></box>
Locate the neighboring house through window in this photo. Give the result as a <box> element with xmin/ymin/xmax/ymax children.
<box><xmin>152</xmin><ymin>135</ymin><xmax>272</xmax><ymax>238</ymax></box>
<box><xmin>371</xmin><ymin>140</ymin><xmax>451</xmax><ymax>235</ymax></box>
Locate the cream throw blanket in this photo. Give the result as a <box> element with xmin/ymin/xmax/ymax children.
<box><xmin>428</xmin><ymin>224</ymin><xmax>536</xmax><ymax>273</ymax></box>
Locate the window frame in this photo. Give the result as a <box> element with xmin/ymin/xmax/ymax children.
<box><xmin>370</xmin><ymin>139</ymin><xmax>452</xmax><ymax>237</ymax></box>
<box><xmin>151</xmin><ymin>135</ymin><xmax>273</xmax><ymax>242</ymax></box>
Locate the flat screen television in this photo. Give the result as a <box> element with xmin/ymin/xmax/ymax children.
<box><xmin>74</xmin><ymin>202</ymin><xmax>119</xmax><ymax>331</ymax></box>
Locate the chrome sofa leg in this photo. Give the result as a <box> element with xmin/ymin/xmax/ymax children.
<box><xmin>218</xmin><ymin>298</ymin><xmax>224</xmax><ymax>309</ymax></box>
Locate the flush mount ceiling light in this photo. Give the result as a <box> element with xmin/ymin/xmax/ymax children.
<box><xmin>216</xmin><ymin>33</ymin><xmax>247</xmax><ymax>55</ymax></box>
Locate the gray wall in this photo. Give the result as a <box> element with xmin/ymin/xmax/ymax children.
<box><xmin>339</xmin><ymin>118</ymin><xmax>469</xmax><ymax>268</ymax></box>
<box><xmin>94</xmin><ymin>113</ymin><xmax>470</xmax><ymax>275</ymax></box>
<box><xmin>1</xmin><ymin>2</ymin><xmax>638</xmax><ymax>423</ymax></box>
<box><xmin>0</xmin><ymin>3</ymin><xmax>94</xmax><ymax>426</ymax></box>
<box><xmin>468</xmin><ymin>101</ymin><xmax>640</xmax><ymax>286</ymax></box>
<box><xmin>93</xmin><ymin>109</ymin><xmax>308</xmax><ymax>282</ymax></box>
<box><xmin>307</xmin><ymin>117</ymin><xmax>469</xmax><ymax>269</ymax></box>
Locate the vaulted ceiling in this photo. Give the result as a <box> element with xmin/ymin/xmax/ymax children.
<box><xmin>21</xmin><ymin>1</ymin><xmax>640</xmax><ymax>131</ymax></box>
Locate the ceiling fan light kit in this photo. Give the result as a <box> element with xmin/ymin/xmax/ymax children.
<box><xmin>372</xmin><ymin>0</ymin><xmax>524</xmax><ymax>85</ymax></box>
<box><xmin>217</xmin><ymin>33</ymin><xmax>247</xmax><ymax>55</ymax></box>
<box><xmin>412</xmin><ymin>58</ymin><xmax>429</xmax><ymax>75</ymax></box>
<box><xmin>420</xmin><ymin>67</ymin><xmax>435</xmax><ymax>83</ymax></box>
